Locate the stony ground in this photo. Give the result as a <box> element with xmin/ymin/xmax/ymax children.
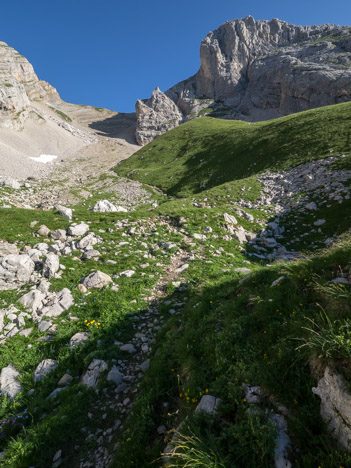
<box><xmin>0</xmin><ymin>107</ymin><xmax>351</xmax><ymax>467</ymax></box>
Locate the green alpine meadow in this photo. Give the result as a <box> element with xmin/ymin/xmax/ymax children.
<box><xmin>1</xmin><ymin>13</ymin><xmax>351</xmax><ymax>468</ymax></box>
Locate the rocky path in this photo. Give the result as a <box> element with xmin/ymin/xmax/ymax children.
<box><xmin>77</xmin><ymin>225</ymin><xmax>199</xmax><ymax>468</ymax></box>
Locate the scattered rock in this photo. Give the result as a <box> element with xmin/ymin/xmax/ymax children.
<box><xmin>33</xmin><ymin>359</ymin><xmax>58</xmax><ymax>382</ymax></box>
<box><xmin>157</xmin><ymin>425</ymin><xmax>167</xmax><ymax>434</ymax></box>
<box><xmin>331</xmin><ymin>277</ymin><xmax>350</xmax><ymax>285</ymax></box>
<box><xmin>70</xmin><ymin>332</ymin><xmax>89</xmax><ymax>350</ymax></box>
<box><xmin>107</xmin><ymin>365</ymin><xmax>124</xmax><ymax>385</ymax></box>
<box><xmin>0</xmin><ymin>364</ymin><xmax>22</xmax><ymax>399</ymax></box>
<box><xmin>269</xmin><ymin>413</ymin><xmax>292</xmax><ymax>468</ymax></box>
<box><xmin>242</xmin><ymin>383</ymin><xmax>262</xmax><ymax>404</ymax></box>
<box><xmin>82</xmin><ymin>249</ymin><xmax>100</xmax><ymax>260</ymax></box>
<box><xmin>119</xmin><ymin>343</ymin><xmax>136</xmax><ymax>354</ymax></box>
<box><xmin>77</xmin><ymin>283</ymin><xmax>88</xmax><ymax>294</ymax></box>
<box><xmin>51</xmin><ymin>229</ymin><xmax>67</xmax><ymax>242</ymax></box>
<box><xmin>139</xmin><ymin>359</ymin><xmax>150</xmax><ymax>372</ymax></box>
<box><xmin>67</xmin><ymin>223</ymin><xmax>89</xmax><ymax>237</ymax></box>
<box><xmin>82</xmin><ymin>270</ymin><xmax>112</xmax><ymax>289</ymax></box>
<box><xmin>38</xmin><ymin>320</ymin><xmax>53</xmax><ymax>332</ymax></box>
<box><xmin>58</xmin><ymin>374</ymin><xmax>73</xmax><ymax>387</ymax></box>
<box><xmin>120</xmin><ymin>269</ymin><xmax>135</xmax><ymax>278</ymax></box>
<box><xmin>175</xmin><ymin>264</ymin><xmax>189</xmax><ymax>274</ymax></box>
<box><xmin>92</xmin><ymin>200</ymin><xmax>127</xmax><ymax>212</ymax></box>
<box><xmin>36</xmin><ymin>225</ymin><xmax>50</xmax><ymax>236</ymax></box>
<box><xmin>305</xmin><ymin>202</ymin><xmax>317</xmax><ymax>211</ymax></box>
<box><xmin>56</xmin><ymin>205</ymin><xmax>72</xmax><ymax>220</ymax></box>
<box><xmin>313</xmin><ymin>366</ymin><xmax>351</xmax><ymax>451</ymax></box>
<box><xmin>0</xmin><ymin>241</ymin><xmax>18</xmax><ymax>256</ymax></box>
<box><xmin>47</xmin><ymin>387</ymin><xmax>64</xmax><ymax>400</ymax></box>
<box><xmin>1</xmin><ymin>177</ymin><xmax>21</xmax><ymax>189</ymax></box>
<box><xmin>234</xmin><ymin>267</ymin><xmax>251</xmax><ymax>274</ymax></box>
<box><xmin>314</xmin><ymin>219</ymin><xmax>326</xmax><ymax>226</ymax></box>
<box><xmin>270</xmin><ymin>276</ymin><xmax>286</xmax><ymax>288</ymax></box>
<box><xmin>43</xmin><ymin>253</ymin><xmax>60</xmax><ymax>279</ymax></box>
<box><xmin>19</xmin><ymin>289</ymin><xmax>46</xmax><ymax>313</ymax></box>
<box><xmin>81</xmin><ymin>359</ymin><xmax>108</xmax><ymax>389</ymax></box>
<box><xmin>223</xmin><ymin>213</ymin><xmax>238</xmax><ymax>225</ymax></box>
<box><xmin>193</xmin><ymin>233</ymin><xmax>206</xmax><ymax>241</ymax></box>
<box><xmin>0</xmin><ymin>254</ymin><xmax>35</xmax><ymax>290</ymax></box>
<box><xmin>195</xmin><ymin>395</ymin><xmax>221</xmax><ymax>414</ymax></box>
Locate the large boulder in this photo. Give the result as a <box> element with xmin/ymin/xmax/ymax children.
<box><xmin>0</xmin><ymin>254</ymin><xmax>35</xmax><ymax>290</ymax></box>
<box><xmin>92</xmin><ymin>200</ymin><xmax>117</xmax><ymax>212</ymax></box>
<box><xmin>82</xmin><ymin>271</ymin><xmax>112</xmax><ymax>289</ymax></box>
<box><xmin>313</xmin><ymin>366</ymin><xmax>351</xmax><ymax>451</ymax></box>
<box><xmin>33</xmin><ymin>359</ymin><xmax>58</xmax><ymax>382</ymax></box>
<box><xmin>0</xmin><ymin>241</ymin><xmax>18</xmax><ymax>256</ymax></box>
<box><xmin>19</xmin><ymin>289</ymin><xmax>46</xmax><ymax>313</ymax></box>
<box><xmin>55</xmin><ymin>205</ymin><xmax>72</xmax><ymax>220</ymax></box>
<box><xmin>42</xmin><ymin>253</ymin><xmax>60</xmax><ymax>279</ymax></box>
<box><xmin>67</xmin><ymin>223</ymin><xmax>89</xmax><ymax>237</ymax></box>
<box><xmin>0</xmin><ymin>177</ymin><xmax>21</xmax><ymax>189</ymax></box>
<box><xmin>0</xmin><ymin>364</ymin><xmax>22</xmax><ymax>399</ymax></box>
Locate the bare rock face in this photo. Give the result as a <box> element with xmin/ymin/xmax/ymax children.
<box><xmin>0</xmin><ymin>254</ymin><xmax>35</xmax><ymax>290</ymax></box>
<box><xmin>0</xmin><ymin>41</ymin><xmax>59</xmax><ymax>129</ymax></box>
<box><xmin>135</xmin><ymin>87</ymin><xmax>183</xmax><ymax>145</ymax></box>
<box><xmin>136</xmin><ymin>16</ymin><xmax>351</xmax><ymax>144</ymax></box>
<box><xmin>313</xmin><ymin>366</ymin><xmax>351</xmax><ymax>451</ymax></box>
<box><xmin>0</xmin><ymin>364</ymin><xmax>22</xmax><ymax>399</ymax></box>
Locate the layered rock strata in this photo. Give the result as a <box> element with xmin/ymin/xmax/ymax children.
<box><xmin>136</xmin><ymin>16</ymin><xmax>351</xmax><ymax>144</ymax></box>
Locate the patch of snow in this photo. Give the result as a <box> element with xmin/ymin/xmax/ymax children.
<box><xmin>29</xmin><ymin>154</ymin><xmax>58</xmax><ymax>164</ymax></box>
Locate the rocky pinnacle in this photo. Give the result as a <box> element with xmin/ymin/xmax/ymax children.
<box><xmin>135</xmin><ymin>16</ymin><xmax>351</xmax><ymax>145</ymax></box>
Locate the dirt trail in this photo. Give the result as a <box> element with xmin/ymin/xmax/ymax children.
<box><xmin>78</xmin><ymin>224</ymin><xmax>198</xmax><ymax>468</ymax></box>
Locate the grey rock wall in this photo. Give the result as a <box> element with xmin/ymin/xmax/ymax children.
<box><xmin>135</xmin><ymin>16</ymin><xmax>351</xmax><ymax>144</ymax></box>
<box><xmin>0</xmin><ymin>41</ymin><xmax>60</xmax><ymax>129</ymax></box>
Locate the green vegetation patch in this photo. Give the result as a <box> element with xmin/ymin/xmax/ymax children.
<box><xmin>116</xmin><ymin>101</ymin><xmax>351</xmax><ymax>196</ymax></box>
<box><xmin>114</xmin><ymin>237</ymin><xmax>351</xmax><ymax>467</ymax></box>
<box><xmin>49</xmin><ymin>106</ymin><xmax>72</xmax><ymax>123</ymax></box>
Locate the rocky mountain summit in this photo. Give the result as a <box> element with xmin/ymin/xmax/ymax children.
<box><xmin>1</xmin><ymin>19</ymin><xmax>351</xmax><ymax>468</ymax></box>
<box><xmin>136</xmin><ymin>16</ymin><xmax>351</xmax><ymax>144</ymax></box>
<box><xmin>0</xmin><ymin>41</ymin><xmax>59</xmax><ymax>129</ymax></box>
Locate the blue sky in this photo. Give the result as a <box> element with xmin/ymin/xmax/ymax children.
<box><xmin>2</xmin><ymin>0</ymin><xmax>351</xmax><ymax>112</ymax></box>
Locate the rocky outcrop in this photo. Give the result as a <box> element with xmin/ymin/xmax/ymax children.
<box><xmin>135</xmin><ymin>87</ymin><xmax>183</xmax><ymax>145</ymax></box>
<box><xmin>0</xmin><ymin>41</ymin><xmax>59</xmax><ymax>129</ymax></box>
<box><xmin>313</xmin><ymin>366</ymin><xmax>351</xmax><ymax>451</ymax></box>
<box><xmin>0</xmin><ymin>364</ymin><xmax>22</xmax><ymax>399</ymax></box>
<box><xmin>136</xmin><ymin>16</ymin><xmax>351</xmax><ymax>144</ymax></box>
<box><xmin>0</xmin><ymin>253</ymin><xmax>35</xmax><ymax>290</ymax></box>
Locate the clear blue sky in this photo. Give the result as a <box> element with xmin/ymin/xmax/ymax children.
<box><xmin>2</xmin><ymin>0</ymin><xmax>351</xmax><ymax>112</ymax></box>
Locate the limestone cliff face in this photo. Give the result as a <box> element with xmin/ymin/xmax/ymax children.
<box><xmin>0</xmin><ymin>41</ymin><xmax>60</xmax><ymax>129</ymax></box>
<box><xmin>135</xmin><ymin>87</ymin><xmax>183</xmax><ymax>146</ymax></box>
<box><xmin>135</xmin><ymin>16</ymin><xmax>351</xmax><ymax>145</ymax></box>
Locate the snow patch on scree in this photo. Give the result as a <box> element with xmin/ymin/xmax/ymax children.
<box><xmin>29</xmin><ymin>155</ymin><xmax>58</xmax><ymax>164</ymax></box>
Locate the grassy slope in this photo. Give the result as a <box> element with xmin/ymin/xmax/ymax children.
<box><xmin>116</xmin><ymin>101</ymin><xmax>351</xmax><ymax>196</ymax></box>
<box><xmin>0</xmin><ymin>102</ymin><xmax>351</xmax><ymax>467</ymax></box>
<box><xmin>111</xmin><ymin>102</ymin><xmax>351</xmax><ymax>467</ymax></box>
<box><xmin>116</xmin><ymin>238</ymin><xmax>351</xmax><ymax>468</ymax></box>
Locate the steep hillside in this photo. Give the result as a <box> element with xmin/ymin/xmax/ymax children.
<box><xmin>0</xmin><ymin>35</ymin><xmax>351</xmax><ymax>468</ymax></box>
<box><xmin>119</xmin><ymin>101</ymin><xmax>351</xmax><ymax>195</ymax></box>
<box><xmin>135</xmin><ymin>16</ymin><xmax>351</xmax><ymax>145</ymax></box>
<box><xmin>0</xmin><ymin>41</ymin><xmax>138</xmax><ymax>181</ymax></box>
<box><xmin>0</xmin><ymin>98</ymin><xmax>349</xmax><ymax>466</ymax></box>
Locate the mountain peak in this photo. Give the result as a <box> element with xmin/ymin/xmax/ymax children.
<box><xmin>135</xmin><ymin>17</ymin><xmax>351</xmax><ymax>145</ymax></box>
